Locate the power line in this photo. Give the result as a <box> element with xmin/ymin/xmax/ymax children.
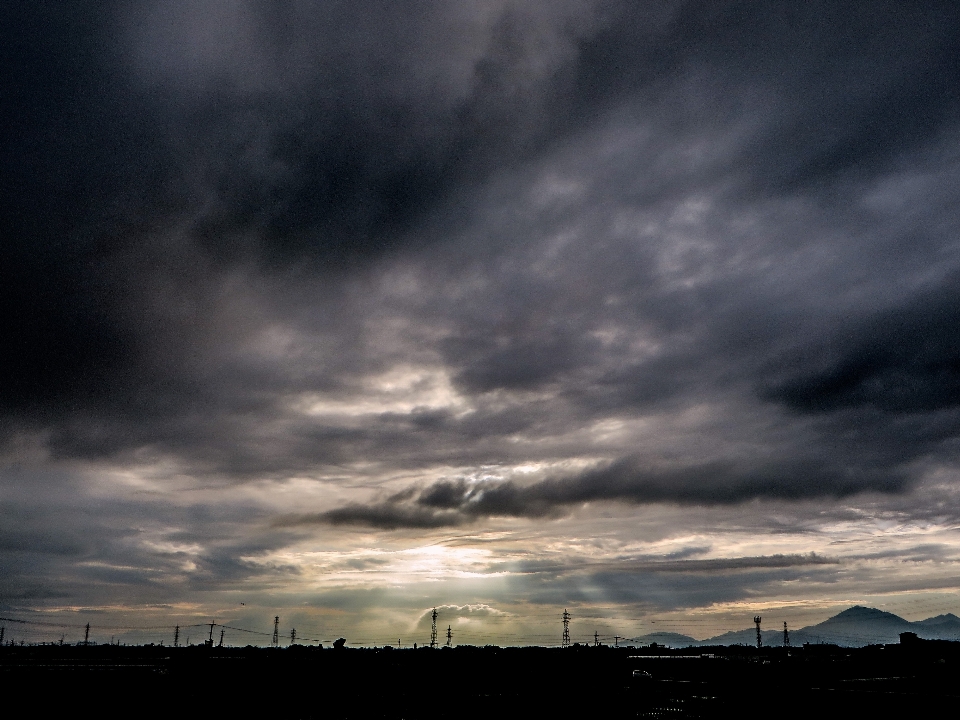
<box><xmin>0</xmin><ymin>616</ymin><xmax>206</xmax><ymax>631</ymax></box>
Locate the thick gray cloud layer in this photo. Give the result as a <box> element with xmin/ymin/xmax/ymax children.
<box><xmin>4</xmin><ymin>1</ymin><xmax>960</xmax><ymax>630</ymax></box>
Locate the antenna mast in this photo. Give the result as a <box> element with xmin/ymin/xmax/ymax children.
<box><xmin>430</xmin><ymin>608</ymin><xmax>438</xmax><ymax>648</ymax></box>
<box><xmin>783</xmin><ymin>622</ymin><xmax>790</xmax><ymax>647</ymax></box>
<box><xmin>446</xmin><ymin>625</ymin><xmax>452</xmax><ymax>648</ymax></box>
<box><xmin>272</xmin><ymin>616</ymin><xmax>280</xmax><ymax>647</ymax></box>
<box><xmin>561</xmin><ymin>609</ymin><xmax>571</xmax><ymax>648</ymax></box>
<box><xmin>754</xmin><ymin>616</ymin><xmax>762</xmax><ymax>649</ymax></box>
<box><xmin>174</xmin><ymin>625</ymin><xmax>180</xmax><ymax>648</ymax></box>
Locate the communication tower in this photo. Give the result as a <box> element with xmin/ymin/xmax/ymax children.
<box><xmin>272</xmin><ymin>616</ymin><xmax>280</xmax><ymax>647</ymax></box>
<box><xmin>754</xmin><ymin>616</ymin><xmax>762</xmax><ymax>648</ymax></box>
<box><xmin>291</xmin><ymin>628</ymin><xmax>297</xmax><ymax>645</ymax></box>
<box><xmin>783</xmin><ymin>622</ymin><xmax>790</xmax><ymax>647</ymax></box>
<box><xmin>562</xmin><ymin>609</ymin><xmax>571</xmax><ymax>648</ymax></box>
<box><xmin>430</xmin><ymin>608</ymin><xmax>438</xmax><ymax>648</ymax></box>
<box><xmin>594</xmin><ymin>631</ymin><xmax>599</xmax><ymax>647</ymax></box>
<box><xmin>174</xmin><ymin>625</ymin><xmax>180</xmax><ymax>648</ymax></box>
<box><xmin>446</xmin><ymin>625</ymin><xmax>452</xmax><ymax>647</ymax></box>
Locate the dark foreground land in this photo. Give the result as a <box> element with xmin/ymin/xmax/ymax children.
<box><xmin>2</xmin><ymin>640</ymin><xmax>959</xmax><ymax>719</ymax></box>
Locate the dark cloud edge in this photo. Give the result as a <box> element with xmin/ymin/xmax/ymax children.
<box><xmin>276</xmin><ymin>456</ymin><xmax>911</xmax><ymax>530</ymax></box>
<box><xmin>493</xmin><ymin>553</ymin><xmax>839</xmax><ymax>575</ymax></box>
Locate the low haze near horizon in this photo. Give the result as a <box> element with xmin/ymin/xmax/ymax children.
<box><xmin>4</xmin><ymin>1</ymin><xmax>960</xmax><ymax>647</ymax></box>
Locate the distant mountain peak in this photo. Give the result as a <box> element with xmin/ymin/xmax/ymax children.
<box><xmin>916</xmin><ymin>613</ymin><xmax>960</xmax><ymax>626</ymax></box>
<box><xmin>828</xmin><ymin>606</ymin><xmax>906</xmax><ymax>622</ymax></box>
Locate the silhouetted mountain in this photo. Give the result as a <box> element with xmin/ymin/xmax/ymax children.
<box><xmin>914</xmin><ymin>613</ymin><xmax>960</xmax><ymax>640</ymax></box>
<box><xmin>688</xmin><ymin>606</ymin><xmax>960</xmax><ymax>648</ymax></box>
<box><xmin>795</xmin><ymin>606</ymin><xmax>913</xmax><ymax>646</ymax></box>
<box><xmin>630</xmin><ymin>632</ymin><xmax>698</xmax><ymax>648</ymax></box>
<box><xmin>697</xmin><ymin>628</ymin><xmax>760</xmax><ymax>647</ymax></box>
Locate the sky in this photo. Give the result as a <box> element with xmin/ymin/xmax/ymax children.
<box><xmin>3</xmin><ymin>0</ymin><xmax>960</xmax><ymax>647</ymax></box>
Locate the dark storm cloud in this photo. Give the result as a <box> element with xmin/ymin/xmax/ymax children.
<box><xmin>485</xmin><ymin>552</ymin><xmax>838</xmax><ymax>577</ymax></box>
<box><xmin>280</xmin><ymin>504</ymin><xmax>461</xmax><ymax>531</ymax></box>
<box><xmin>764</xmin><ymin>277</ymin><xmax>960</xmax><ymax>414</ymax></box>
<box><xmin>298</xmin><ymin>455</ymin><xmax>910</xmax><ymax>528</ymax></box>
<box><xmin>4</xmin><ymin>0</ymin><xmax>960</xmax><ymax>510</ymax></box>
<box><xmin>499</xmin><ymin>555</ymin><xmax>846</xmax><ymax>611</ymax></box>
<box><xmin>1</xmin><ymin>0</ymin><xmax>590</xmax><ymax>418</ymax></box>
<box><xmin>689</xmin><ymin>2</ymin><xmax>960</xmax><ymax>191</ymax></box>
<box><xmin>623</xmin><ymin>553</ymin><xmax>839</xmax><ymax>573</ymax></box>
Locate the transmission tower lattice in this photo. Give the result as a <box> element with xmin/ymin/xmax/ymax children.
<box><xmin>754</xmin><ymin>616</ymin><xmax>762</xmax><ymax>649</ymax></box>
<box><xmin>561</xmin><ymin>609</ymin><xmax>571</xmax><ymax>648</ymax></box>
<box><xmin>783</xmin><ymin>622</ymin><xmax>790</xmax><ymax>647</ymax></box>
<box><xmin>174</xmin><ymin>625</ymin><xmax>179</xmax><ymax>648</ymax></box>
<box><xmin>446</xmin><ymin>625</ymin><xmax>452</xmax><ymax>647</ymax></box>
<box><xmin>291</xmin><ymin>628</ymin><xmax>296</xmax><ymax>645</ymax></box>
<box><xmin>430</xmin><ymin>608</ymin><xmax>438</xmax><ymax>648</ymax></box>
<box><xmin>272</xmin><ymin>616</ymin><xmax>280</xmax><ymax>647</ymax></box>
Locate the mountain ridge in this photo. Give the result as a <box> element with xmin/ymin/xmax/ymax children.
<box><xmin>678</xmin><ymin>606</ymin><xmax>960</xmax><ymax>648</ymax></box>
